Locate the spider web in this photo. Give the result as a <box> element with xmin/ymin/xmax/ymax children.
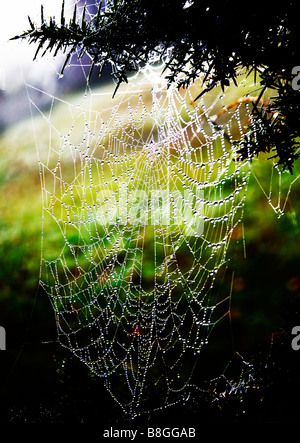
<box><xmin>24</xmin><ymin>1</ymin><xmax>296</xmax><ymax>418</ymax></box>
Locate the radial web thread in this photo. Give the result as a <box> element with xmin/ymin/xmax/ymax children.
<box><xmin>28</xmin><ymin>61</ymin><xmax>278</xmax><ymax>416</ymax></box>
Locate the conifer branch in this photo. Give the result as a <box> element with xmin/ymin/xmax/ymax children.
<box><xmin>11</xmin><ymin>0</ymin><xmax>300</xmax><ymax>171</ymax></box>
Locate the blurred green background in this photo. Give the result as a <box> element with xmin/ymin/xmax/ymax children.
<box><xmin>0</xmin><ymin>81</ymin><xmax>300</xmax><ymax>425</ymax></box>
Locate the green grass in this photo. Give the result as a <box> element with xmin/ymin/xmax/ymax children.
<box><xmin>0</xmin><ymin>80</ymin><xmax>300</xmax><ymax>423</ymax></box>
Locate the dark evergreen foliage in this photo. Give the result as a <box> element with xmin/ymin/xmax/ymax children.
<box><xmin>11</xmin><ymin>0</ymin><xmax>300</xmax><ymax>171</ymax></box>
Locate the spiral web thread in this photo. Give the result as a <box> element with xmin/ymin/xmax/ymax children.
<box><xmin>16</xmin><ymin>0</ymin><xmax>300</xmax><ymax>418</ymax></box>
<box><xmin>26</xmin><ymin>60</ymin><xmax>274</xmax><ymax>417</ymax></box>
<box><xmin>23</xmin><ymin>0</ymin><xmax>282</xmax><ymax>413</ymax></box>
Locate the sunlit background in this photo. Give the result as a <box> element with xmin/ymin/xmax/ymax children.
<box><xmin>1</xmin><ymin>0</ymin><xmax>300</xmax><ymax>425</ymax></box>
<box><xmin>0</xmin><ymin>1</ymin><xmax>68</xmax><ymax>127</ymax></box>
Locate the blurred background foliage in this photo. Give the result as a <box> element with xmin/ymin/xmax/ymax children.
<box><xmin>0</xmin><ymin>77</ymin><xmax>300</xmax><ymax>424</ymax></box>
<box><xmin>13</xmin><ymin>0</ymin><xmax>300</xmax><ymax>173</ymax></box>
<box><xmin>1</xmin><ymin>0</ymin><xmax>300</xmax><ymax>422</ymax></box>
